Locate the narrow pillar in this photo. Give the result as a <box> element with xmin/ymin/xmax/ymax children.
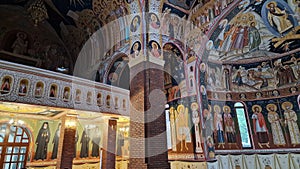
<box><xmin>102</xmin><ymin>119</ymin><xmax>117</xmax><ymax>169</ymax></box>
<box><xmin>56</xmin><ymin>115</ymin><xmax>77</xmax><ymax>169</ymax></box>
<box><xmin>129</xmin><ymin>63</ymin><xmax>147</xmax><ymax>169</ymax></box>
<box><xmin>129</xmin><ymin>61</ymin><xmax>169</xmax><ymax>169</ymax></box>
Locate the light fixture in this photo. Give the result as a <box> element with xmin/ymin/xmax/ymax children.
<box><xmin>65</xmin><ymin>114</ymin><xmax>78</xmax><ymax>128</ymax></box>
<box><xmin>65</xmin><ymin>120</ymin><xmax>77</xmax><ymax>128</ymax></box>
<box><xmin>27</xmin><ymin>0</ymin><xmax>49</xmax><ymax>26</ymax></box>
<box><xmin>8</xmin><ymin>119</ymin><xmax>24</xmax><ymax>126</ymax></box>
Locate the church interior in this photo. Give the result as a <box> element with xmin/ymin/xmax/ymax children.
<box><xmin>1</xmin><ymin>0</ymin><xmax>300</xmax><ymax>168</ymax></box>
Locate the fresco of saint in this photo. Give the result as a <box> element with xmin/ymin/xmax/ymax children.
<box><xmin>266</xmin><ymin>104</ymin><xmax>286</xmax><ymax>146</ymax></box>
<box><xmin>34</xmin><ymin>122</ymin><xmax>51</xmax><ymax>160</ymax></box>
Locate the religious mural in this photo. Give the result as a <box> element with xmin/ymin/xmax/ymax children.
<box><xmin>0</xmin><ymin>76</ymin><xmax>13</xmax><ymax>95</ymax></box>
<box><xmin>31</xmin><ymin>120</ymin><xmax>105</xmax><ymax>161</ymax></box>
<box><xmin>201</xmin><ymin>94</ymin><xmax>300</xmax><ymax>152</ymax></box>
<box><xmin>51</xmin><ymin>123</ymin><xmax>61</xmax><ymax>159</ymax></box>
<box><xmin>166</xmin><ymin>96</ymin><xmax>205</xmax><ymax>159</ymax></box>
<box><xmin>203</xmin><ymin>102</ymin><xmax>243</xmax><ymax>150</ymax></box>
<box><xmin>209</xmin><ymin>0</ymin><xmax>299</xmax><ymax>59</ymax></box>
<box><xmin>164</xmin><ymin>43</ymin><xmax>187</xmax><ymax>102</ymax></box>
<box><xmin>149</xmin><ymin>13</ymin><xmax>161</xmax><ymax>30</ymax></box>
<box><xmin>105</xmin><ymin>55</ymin><xmax>129</xmax><ymax>89</ymax></box>
<box><xmin>149</xmin><ymin>40</ymin><xmax>162</xmax><ymax>59</ymax></box>
<box><xmin>160</xmin><ymin>7</ymin><xmax>186</xmax><ymax>41</ymax></box>
<box><xmin>200</xmin><ymin>0</ymin><xmax>300</xmax><ymax>95</ymax></box>
<box><xmin>0</xmin><ymin>107</ymin><xmax>118</xmax><ymax>169</ymax></box>
<box><xmin>34</xmin><ymin>81</ymin><xmax>44</xmax><ymax>98</ymax></box>
<box><xmin>130</xmin><ymin>15</ymin><xmax>141</xmax><ymax>33</ymax></box>
<box><xmin>116</xmin><ymin>125</ymin><xmax>129</xmax><ymax>159</ymax></box>
<box><xmin>76</xmin><ymin>124</ymin><xmax>104</xmax><ymax>159</ymax></box>
<box><xmin>204</xmin><ymin>51</ymin><xmax>300</xmax><ymax>93</ymax></box>
<box><xmin>3</xmin><ymin>0</ymin><xmax>300</xmax><ymax>167</ymax></box>
<box><xmin>34</xmin><ymin>122</ymin><xmax>51</xmax><ymax>161</ymax></box>
<box><xmin>130</xmin><ymin>41</ymin><xmax>142</xmax><ymax>59</ymax></box>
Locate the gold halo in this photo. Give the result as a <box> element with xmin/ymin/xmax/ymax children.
<box><xmin>249</xmin><ymin>21</ymin><xmax>257</xmax><ymax>26</ymax></box>
<box><xmin>266</xmin><ymin>104</ymin><xmax>277</xmax><ymax>112</ymax></box>
<box><xmin>267</xmin><ymin>1</ymin><xmax>277</xmax><ymax>9</ymax></box>
<box><xmin>223</xmin><ymin>105</ymin><xmax>231</xmax><ymax>113</ymax></box>
<box><xmin>208</xmin><ymin>104</ymin><xmax>212</xmax><ymax>112</ymax></box>
<box><xmin>191</xmin><ymin>102</ymin><xmax>199</xmax><ymax>110</ymax></box>
<box><xmin>177</xmin><ymin>104</ymin><xmax>185</xmax><ymax>112</ymax></box>
<box><xmin>248</xmin><ymin>13</ymin><xmax>255</xmax><ymax>21</ymax></box>
<box><xmin>282</xmin><ymin>101</ymin><xmax>293</xmax><ymax>110</ymax></box>
<box><xmin>213</xmin><ymin>105</ymin><xmax>221</xmax><ymax>113</ymax></box>
<box><xmin>252</xmin><ymin>105</ymin><xmax>262</xmax><ymax>112</ymax></box>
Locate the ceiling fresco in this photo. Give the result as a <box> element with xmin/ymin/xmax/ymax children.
<box><xmin>0</xmin><ymin>0</ymin><xmax>214</xmax><ymax>80</ymax></box>
<box><xmin>207</xmin><ymin>0</ymin><xmax>300</xmax><ymax>63</ymax></box>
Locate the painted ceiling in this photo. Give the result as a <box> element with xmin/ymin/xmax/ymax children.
<box><xmin>0</xmin><ymin>0</ymin><xmax>203</xmax><ymax>79</ymax></box>
<box><xmin>1</xmin><ymin>0</ymin><xmax>300</xmax><ymax>93</ymax></box>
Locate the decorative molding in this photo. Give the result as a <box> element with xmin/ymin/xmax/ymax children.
<box><xmin>0</xmin><ymin>60</ymin><xmax>130</xmax><ymax>116</ymax></box>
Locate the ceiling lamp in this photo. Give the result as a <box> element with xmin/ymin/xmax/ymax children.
<box><xmin>27</xmin><ymin>0</ymin><xmax>49</xmax><ymax>26</ymax></box>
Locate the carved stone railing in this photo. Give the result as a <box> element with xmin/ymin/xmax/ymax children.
<box><xmin>0</xmin><ymin>60</ymin><xmax>130</xmax><ymax>116</ymax></box>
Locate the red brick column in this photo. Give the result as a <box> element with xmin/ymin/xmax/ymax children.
<box><xmin>57</xmin><ymin>115</ymin><xmax>77</xmax><ymax>169</ymax></box>
<box><xmin>102</xmin><ymin>119</ymin><xmax>117</xmax><ymax>169</ymax></box>
<box><xmin>129</xmin><ymin>61</ymin><xmax>169</xmax><ymax>169</ymax></box>
<box><xmin>129</xmin><ymin>62</ymin><xmax>147</xmax><ymax>169</ymax></box>
<box><xmin>145</xmin><ymin>67</ymin><xmax>169</xmax><ymax>169</ymax></box>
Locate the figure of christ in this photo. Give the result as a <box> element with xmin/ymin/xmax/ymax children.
<box><xmin>267</xmin><ymin>1</ymin><xmax>293</xmax><ymax>34</ymax></box>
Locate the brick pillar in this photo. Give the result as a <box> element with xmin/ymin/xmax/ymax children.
<box><xmin>57</xmin><ymin>115</ymin><xmax>77</xmax><ymax>169</ymax></box>
<box><xmin>129</xmin><ymin>62</ymin><xmax>147</xmax><ymax>169</ymax></box>
<box><xmin>129</xmin><ymin>61</ymin><xmax>169</xmax><ymax>169</ymax></box>
<box><xmin>102</xmin><ymin>119</ymin><xmax>117</xmax><ymax>169</ymax></box>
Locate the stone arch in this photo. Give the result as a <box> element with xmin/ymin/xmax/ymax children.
<box><xmin>102</xmin><ymin>53</ymin><xmax>129</xmax><ymax>90</ymax></box>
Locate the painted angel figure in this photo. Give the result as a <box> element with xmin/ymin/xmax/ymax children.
<box><xmin>176</xmin><ymin>104</ymin><xmax>190</xmax><ymax>151</ymax></box>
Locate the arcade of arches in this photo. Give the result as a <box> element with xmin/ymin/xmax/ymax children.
<box><xmin>1</xmin><ymin>0</ymin><xmax>300</xmax><ymax>169</ymax></box>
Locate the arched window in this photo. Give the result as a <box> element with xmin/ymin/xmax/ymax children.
<box><xmin>0</xmin><ymin>123</ymin><xmax>30</xmax><ymax>168</ymax></box>
<box><xmin>164</xmin><ymin>104</ymin><xmax>172</xmax><ymax>150</ymax></box>
<box><xmin>234</xmin><ymin>102</ymin><xmax>252</xmax><ymax>148</ymax></box>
